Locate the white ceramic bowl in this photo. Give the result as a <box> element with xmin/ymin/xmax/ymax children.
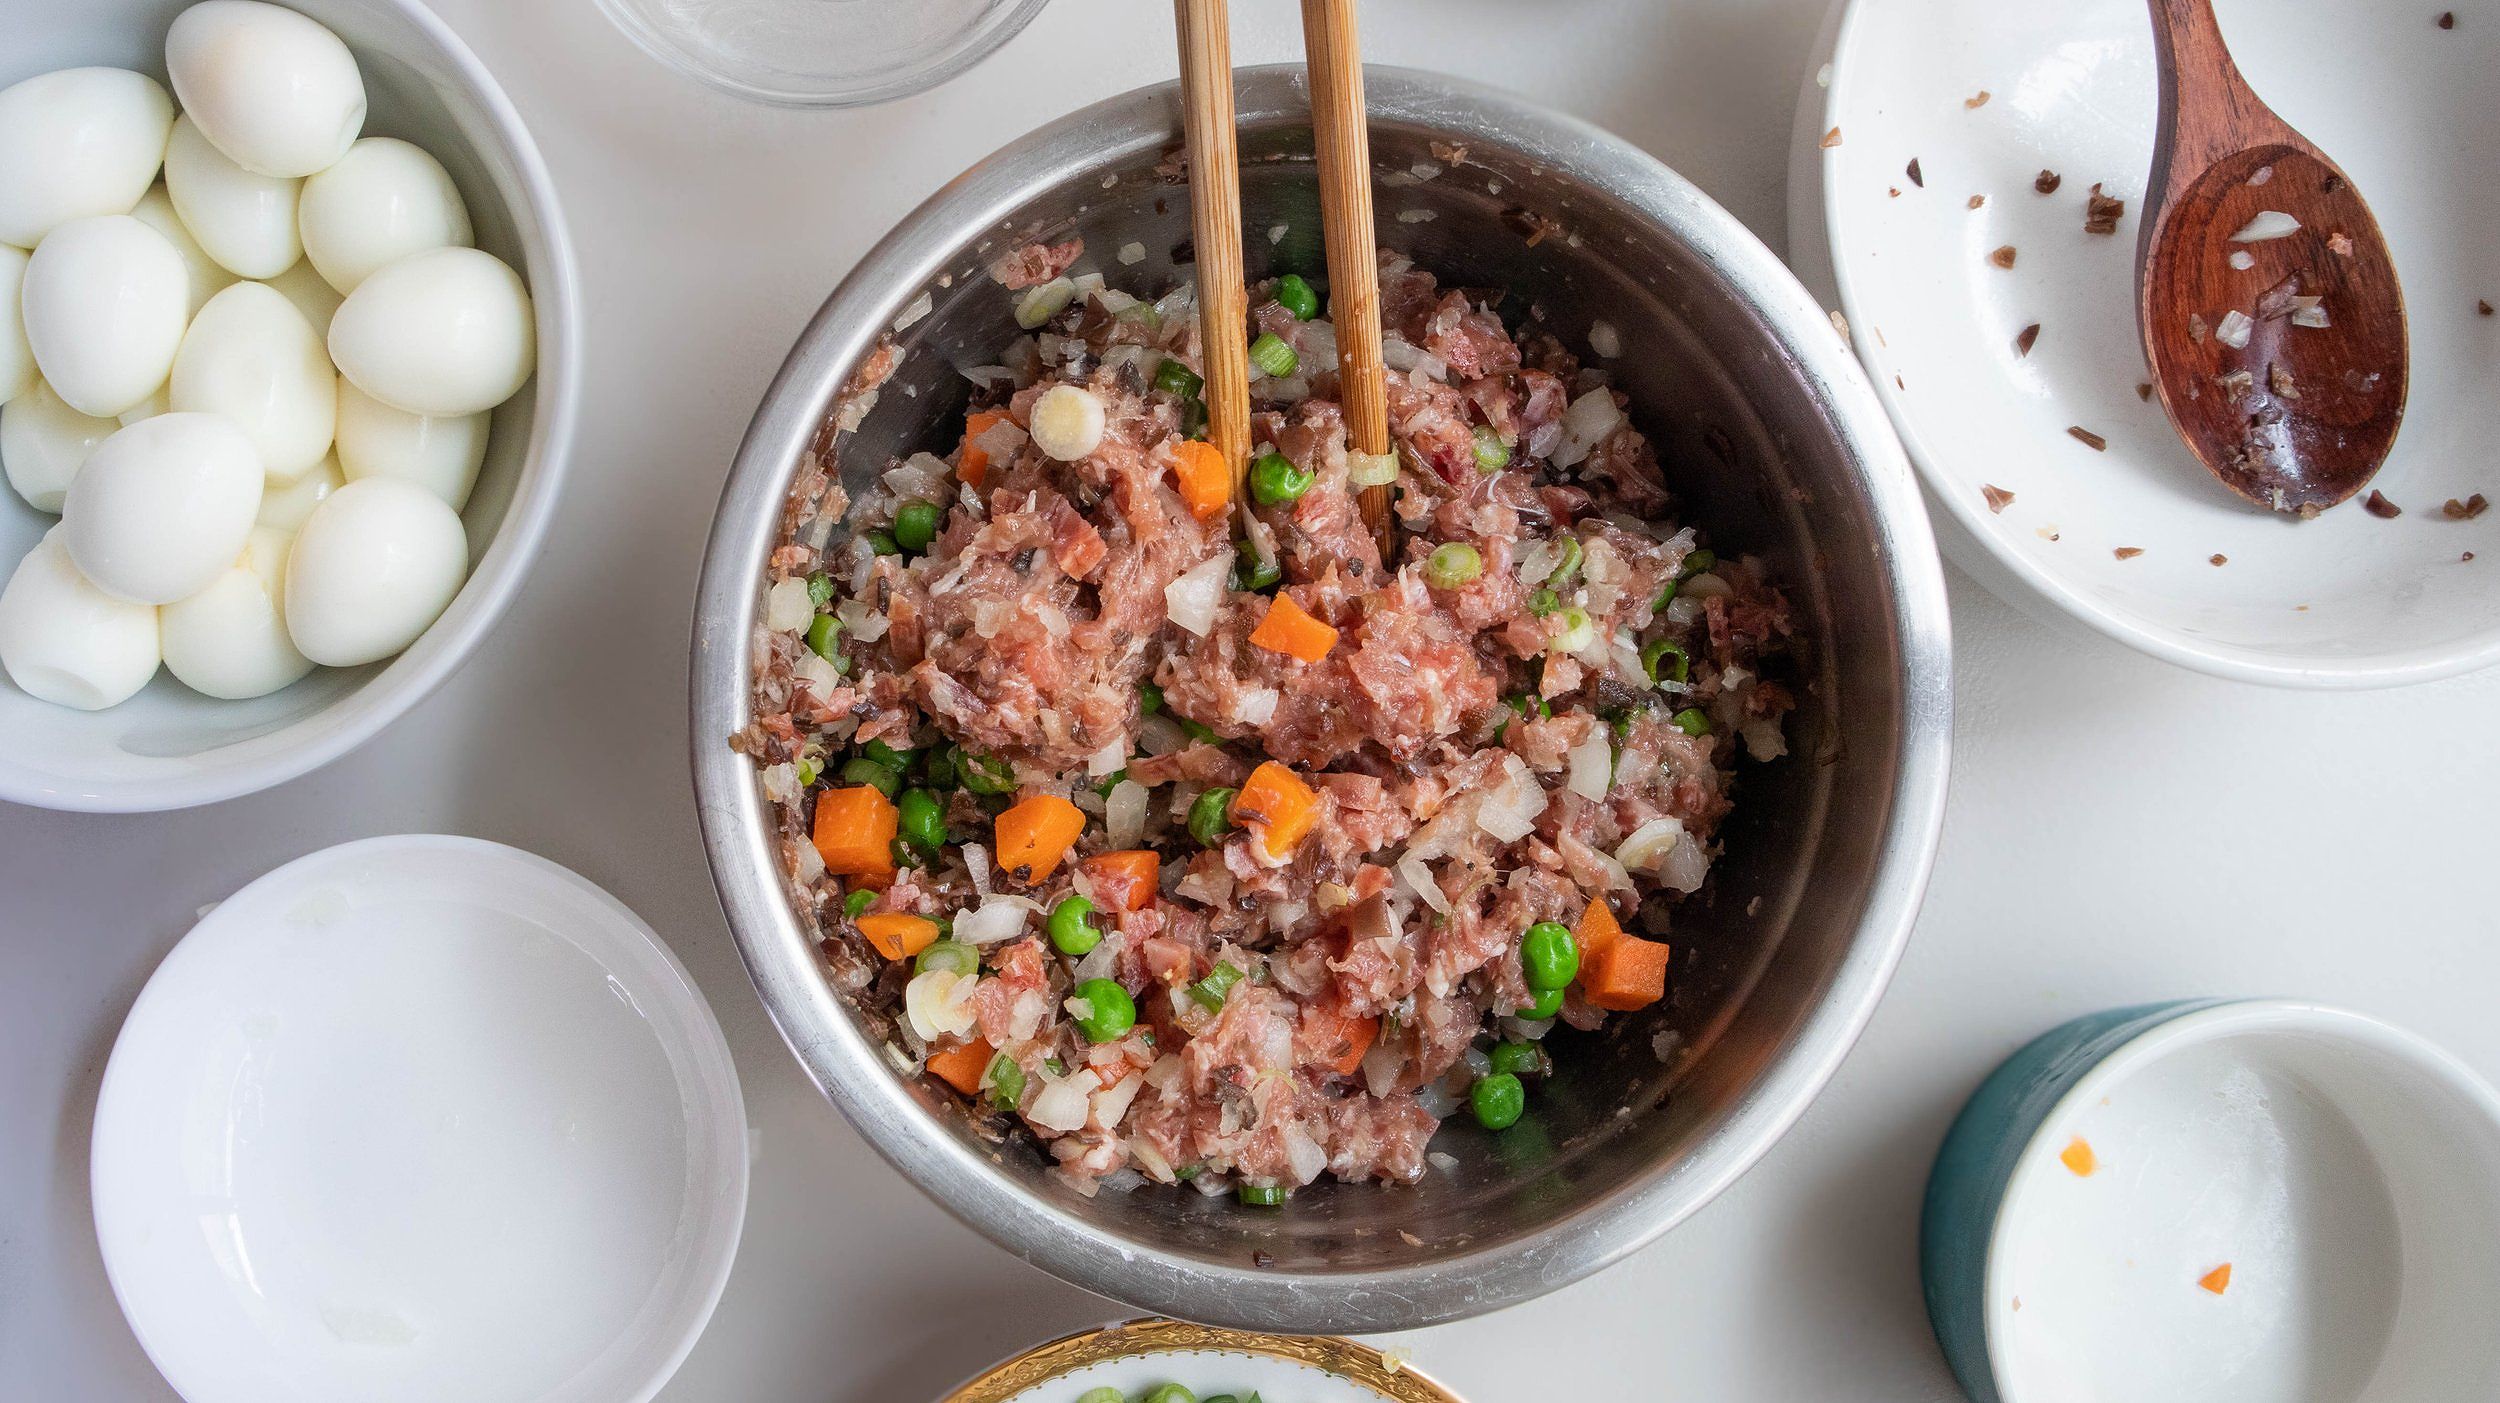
<box><xmin>92</xmin><ymin>836</ymin><xmax>748</xmax><ymax>1403</ymax></box>
<box><xmin>0</xmin><ymin>0</ymin><xmax>578</xmax><ymax>810</ymax></box>
<box><xmin>941</xmin><ymin>1320</ymin><xmax>1465</xmax><ymax>1403</ymax></box>
<box><xmin>1790</xmin><ymin>0</ymin><xmax>2500</xmax><ymax>687</ymax></box>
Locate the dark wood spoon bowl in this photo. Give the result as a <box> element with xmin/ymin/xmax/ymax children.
<box><xmin>2137</xmin><ymin>0</ymin><xmax>2409</xmax><ymax>516</ymax></box>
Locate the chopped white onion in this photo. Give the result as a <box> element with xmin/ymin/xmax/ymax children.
<box><xmin>905</xmin><ymin>970</ymin><xmax>980</xmax><ymax>1040</ymax></box>
<box><xmin>1092</xmin><ymin>1072</ymin><xmax>1145</xmax><ymax>1128</ymax></box>
<box><xmin>1476</xmin><ymin>756</ymin><xmax>1548</xmax><ymax>842</ymax></box>
<box><xmin>1680</xmin><ymin>571</ymin><xmax>1733</xmax><ymax>601</ymax></box>
<box><xmin>1742</xmin><ymin>717</ymin><xmax>1788</xmax><ymax>762</ymax></box>
<box><xmin>1136</xmin><ymin>713</ymin><xmax>1189</xmax><ymax>756</ymax></box>
<box><xmin>765</xmin><ymin>577</ymin><xmax>814</xmax><ymax>633</ymax></box>
<box><xmin>956</xmin><ymin>894</ymin><xmax>1044</xmax><ymax>945</ymax></box>
<box><xmin>2290</xmin><ymin>296</ymin><xmax>2330</xmax><ymax>329</ymax></box>
<box><xmin>2228</xmin><ymin>250</ymin><xmax>2255</xmax><ymax>271</ymax></box>
<box><xmin>2214</xmin><ymin>310</ymin><xmax>2254</xmax><ymax>349</ymax></box>
<box><xmin>1566</xmin><ymin>727</ymin><xmax>1614</xmax><ymax>800</ymax></box>
<box><xmin>891</xmin><ymin>290</ymin><xmax>933</xmax><ymax>331</ymax></box>
<box><xmin>970</xmin><ymin>416</ymin><xmax>1028</xmax><ymax>464</ymax></box>
<box><xmin>1658</xmin><ymin>832</ymin><xmax>1710</xmax><ymax>892</ymax></box>
<box><xmin>1087</xmin><ymin>738</ymin><xmax>1128</xmax><ymax>777</ymax></box>
<box><xmin>1588</xmin><ymin>319</ymin><xmax>1621</xmax><ymax>358</ymax></box>
<box><xmin>962</xmin><ymin>843</ymin><xmax>992</xmax><ymax>895</ymax></box>
<box><xmin>1237</xmin><ymin>687</ymin><xmax>1279</xmax><ymax>726</ymax></box>
<box><xmin>1616</xmin><ymin>816</ymin><xmax>1685</xmax><ymax>875</ymax></box>
<box><xmin>759</xmin><ymin>762</ymin><xmax>798</xmax><ymax>802</ymax></box>
<box><xmin>1399</xmin><ymin>855</ymin><xmax>1450</xmax><ymax>915</ymax></box>
<box><xmin>793</xmin><ymin>650</ymin><xmax>845</xmax><ymax>700</ymax></box>
<box><xmin>1281</xmin><ymin>1124</ymin><xmax>1328</xmax><ymax>1184</ymax></box>
<box><xmin>2229</xmin><ymin>210</ymin><xmax>2301</xmax><ymax>243</ymax></box>
<box><xmin>1381</xmin><ymin>336</ymin><xmax>1425</xmax><ymax>371</ymax></box>
<box><xmin>1106</xmin><ymin>780</ymin><xmax>1149</xmax><ymax>848</ymax></box>
<box><xmin>833</xmin><ymin>595</ymin><xmax>889</xmax><ymax>643</ymax></box>
<box><xmin>1165</xmin><ymin>552</ymin><xmax>1231</xmax><ymax>636</ymax></box>
<box><xmin>1552</xmin><ymin>388</ymin><xmax>1625</xmax><ymax>468</ymax></box>
<box><xmin>1118</xmin><ymin>241</ymin><xmax>1147</xmax><ymax>265</ymax></box>
<box><xmin>1514</xmin><ymin>536</ymin><xmax>1561</xmax><ymax>584</ymax></box>
<box><xmin>1028</xmin><ymin>1068</ymin><xmax>1098</xmax><ymax>1132</ymax></box>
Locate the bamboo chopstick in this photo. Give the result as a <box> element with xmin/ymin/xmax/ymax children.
<box><xmin>1299</xmin><ymin>0</ymin><xmax>1396</xmax><ymax>561</ymax></box>
<box><xmin>1172</xmin><ymin>0</ymin><xmax>1254</xmax><ymax>499</ymax></box>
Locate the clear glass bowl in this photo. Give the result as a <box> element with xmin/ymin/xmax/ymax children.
<box><xmin>592</xmin><ymin>0</ymin><xmax>1052</xmax><ymax>108</ymax></box>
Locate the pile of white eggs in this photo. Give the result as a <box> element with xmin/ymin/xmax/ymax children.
<box><xmin>0</xmin><ymin>0</ymin><xmax>533</xmax><ymax>711</ymax></box>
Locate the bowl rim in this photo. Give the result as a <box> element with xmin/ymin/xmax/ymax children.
<box><xmin>1977</xmin><ymin>997</ymin><xmax>2500</xmax><ymax>1393</ymax></box>
<box><xmin>0</xmin><ymin>0</ymin><xmax>580</xmax><ymax>813</ymax></box>
<box><xmin>690</xmin><ymin>63</ymin><xmax>1953</xmax><ymax>1331</ymax></box>
<box><xmin>588</xmin><ymin>0</ymin><xmax>1053</xmax><ymax>110</ymax></box>
<box><xmin>1796</xmin><ymin>0</ymin><xmax>2500</xmax><ymax>691</ymax></box>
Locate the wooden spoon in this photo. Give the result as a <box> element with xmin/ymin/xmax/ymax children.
<box><xmin>2137</xmin><ymin>0</ymin><xmax>2408</xmax><ymax>517</ymax></box>
<box><xmin>1301</xmin><ymin>0</ymin><xmax>1397</xmax><ymax>563</ymax></box>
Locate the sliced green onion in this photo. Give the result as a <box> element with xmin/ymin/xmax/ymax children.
<box><xmin>1231</xmin><ymin>539</ymin><xmax>1282</xmax><ymax>592</ymax></box>
<box><xmin>1552</xmin><ymin>605</ymin><xmax>1596</xmax><ymax>653</ymax></box>
<box><xmin>840</xmin><ymin>757</ymin><xmax>901</xmax><ymax>797</ymax></box>
<box><xmin>1470</xmin><ymin>425</ymin><xmax>1511</xmax><ymax>473</ymax></box>
<box><xmin>1140</xmin><ymin>1386</ymin><xmax>1198</xmax><ymax>1403</ymax></box>
<box><xmin>805</xmin><ymin>571</ymin><xmax>836</xmax><ymax>608</ymax></box>
<box><xmin>889</xmin><ymin>836</ymin><xmax>922</xmax><ymax>870</ymax></box>
<box><xmin>1236</xmin><ymin>1183</ymin><xmax>1288</xmax><ymax>1207</ymax></box>
<box><xmin>1273</xmin><ymin>272</ymin><xmax>1320</xmax><ymax>320</ymax></box>
<box><xmin>1180</xmin><ymin>396</ymin><xmax>1208</xmax><ymax>440</ymax></box>
<box><xmin>960</xmin><ymin>751</ymin><xmax>1017</xmax><ymax>796</ymax></box>
<box><xmin>914</xmin><ymin>940</ymin><xmax>979</xmax><ymax>976</ymax></box>
<box><xmin>1247</xmin><ymin>332</ymin><xmax>1298</xmax><ymax>379</ymax></box>
<box><xmin>862</xmin><ymin>739</ymin><xmax>912</xmax><ymax>769</ymax></box>
<box><xmin>1176</xmin><ymin>716</ymin><xmax>1221</xmax><ymax>745</ymax></box>
<box><xmin>843</xmin><ymin>889</ymin><xmax>876</xmax><ymax>919</ymax></box>
<box><xmin>1672</xmin><ymin>707</ymin><xmax>1713</xmax><ymax>737</ymax></box>
<box><xmin>1642</xmin><ymin>638</ymin><xmax>1690</xmax><ymax>685</ymax></box>
<box><xmin>919</xmin><ymin>747</ymin><xmax>959</xmax><ymax>790</ymax></box>
<box><xmin>1152</xmin><ymin>357</ymin><xmax>1205</xmax><ymax>398</ymax></box>
<box><xmin>804</xmin><ymin>614</ymin><xmax>840</xmax><ymax>660</ymax></box>
<box><xmin>1013</xmin><ymin>276</ymin><xmax>1075</xmax><ymax>330</ymax></box>
<box><xmin>866</xmin><ymin>529</ymin><xmax>900</xmax><ymax>556</ymax></box>
<box><xmin>1139</xmin><ymin>681</ymin><xmax>1164</xmax><ymax>716</ymax></box>
<box><xmin>794</xmin><ymin>754</ymin><xmax>822</xmax><ymax>788</ymax></box>
<box><xmin>985</xmin><ymin>1052</ymin><xmax>1026</xmax><ymax>1109</ymax></box>
<box><xmin>1548</xmin><ymin>533</ymin><xmax>1584</xmax><ymax>585</ymax></box>
<box><xmin>1527</xmin><ymin>587</ymin><xmax>1559</xmax><ymax>617</ymax></box>
<box><xmin>1424</xmin><ymin>542</ymin><xmax>1483</xmax><ymax>590</ymax></box>
<box><xmin>1044</xmin><ymin>1056</ymin><xmax>1067</xmax><ymax>1076</ymax></box>
<box><xmin>1189</xmin><ymin>787</ymin><xmax>1238</xmax><ymax>845</ymax></box>
<box><xmin>1188</xmin><ymin>960</ymin><xmax>1245</xmax><ymax>1012</ymax></box>
<box><xmin>1092</xmin><ymin>768</ymin><xmax>1126</xmax><ymax>799</ymax></box>
<box><xmin>1681</xmin><ymin>548</ymin><xmax>1717</xmax><ymax>578</ymax></box>
<box><xmin>1074</xmin><ymin>1389</ymin><xmax>1123</xmax><ymax>1403</ymax></box>
<box><xmin>1249</xmin><ymin>451</ymin><xmax>1314</xmax><ymax>506</ymax></box>
<box><xmin>1345</xmin><ymin>449</ymin><xmax>1400</xmax><ymax>487</ymax></box>
<box><xmin>1115</xmin><ymin>301</ymin><xmax>1164</xmax><ymax>333</ymax></box>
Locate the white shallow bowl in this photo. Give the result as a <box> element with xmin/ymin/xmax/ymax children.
<box><xmin>1955</xmin><ymin>1001</ymin><xmax>2500</xmax><ymax>1403</ymax></box>
<box><xmin>941</xmin><ymin>1320</ymin><xmax>1465</xmax><ymax>1403</ymax></box>
<box><xmin>91</xmin><ymin>836</ymin><xmax>747</xmax><ymax>1403</ymax></box>
<box><xmin>0</xmin><ymin>0</ymin><xmax>579</xmax><ymax>810</ymax></box>
<box><xmin>1791</xmin><ymin>0</ymin><xmax>2500</xmax><ymax>687</ymax></box>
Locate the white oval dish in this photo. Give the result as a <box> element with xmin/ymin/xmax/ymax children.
<box><xmin>1790</xmin><ymin>0</ymin><xmax>2500</xmax><ymax>687</ymax></box>
<box><xmin>1989</xmin><ymin>1002</ymin><xmax>2500</xmax><ymax>1402</ymax></box>
<box><xmin>941</xmin><ymin>1320</ymin><xmax>1466</xmax><ymax>1403</ymax></box>
<box><xmin>91</xmin><ymin>836</ymin><xmax>747</xmax><ymax>1403</ymax></box>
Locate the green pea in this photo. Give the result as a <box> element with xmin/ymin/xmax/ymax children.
<box><xmin>1470</xmin><ymin>424</ymin><xmax>1511</xmax><ymax>473</ymax></box>
<box><xmin>839</xmin><ymin>757</ymin><xmax>900</xmax><ymax>798</ymax></box>
<box><xmin>1471</xmin><ymin>1071</ymin><xmax>1526</xmax><ymax>1130</ymax></box>
<box><xmin>897</xmin><ymin>787</ymin><xmax>946</xmax><ymax>851</ymax></box>
<box><xmin>1189</xmin><ymin>787</ymin><xmax>1238</xmax><ymax>846</ymax></box>
<box><xmin>1049</xmin><ymin>895</ymin><xmax>1102</xmax><ymax>955</ymax></box>
<box><xmin>1489</xmin><ymin>1041</ymin><xmax>1543</xmax><ymax>1079</ymax></box>
<box><xmin>866</xmin><ymin>529</ymin><xmax>900</xmax><ymax>556</ymax></box>
<box><xmin>1153</xmin><ymin>357</ymin><xmax>1204</xmax><ymax>398</ymax></box>
<box><xmin>1236</xmin><ymin>1182</ymin><xmax>1287</xmax><ymax>1207</ymax></box>
<box><xmin>1188</xmin><ymin>960</ymin><xmax>1244</xmax><ymax>1012</ymax></box>
<box><xmin>805</xmin><ymin>614</ymin><xmax>841</xmax><ymax>660</ymax></box>
<box><xmin>1519</xmin><ymin>986</ymin><xmax>1565</xmax><ymax>1020</ymax></box>
<box><xmin>1642</xmin><ymin>638</ymin><xmax>1690</xmax><ymax>686</ymax></box>
<box><xmin>894</xmin><ymin>499</ymin><xmax>941</xmax><ymax>552</ymax></box>
<box><xmin>1139</xmin><ymin>681</ymin><xmax>1164</xmax><ymax>716</ymax></box>
<box><xmin>1424</xmin><ymin>541</ymin><xmax>1482</xmax><ymax>590</ymax></box>
<box><xmin>1273</xmin><ymin>272</ymin><xmax>1320</xmax><ymax>320</ymax></box>
<box><xmin>805</xmin><ymin>571</ymin><xmax>836</xmax><ymax>608</ymax></box>
<box><xmin>1521</xmin><ymin>920</ymin><xmax>1579</xmax><ymax>990</ymax></box>
<box><xmin>862</xmin><ymin>739</ymin><xmax>911</xmax><ymax>769</ymax></box>
<box><xmin>1072</xmin><ymin>977</ymin><xmax>1136</xmax><ymax>1042</ymax></box>
<box><xmin>843</xmin><ymin>889</ymin><xmax>876</xmax><ymax>919</ymax></box>
<box><xmin>1672</xmin><ymin>707</ymin><xmax>1712</xmax><ymax>737</ymax></box>
<box><xmin>914</xmin><ymin>940</ymin><xmax>978</xmax><ymax>976</ymax></box>
<box><xmin>1249</xmin><ymin>451</ymin><xmax>1314</xmax><ymax>506</ymax></box>
<box><xmin>1681</xmin><ymin>548</ymin><xmax>1717</xmax><ymax>578</ymax></box>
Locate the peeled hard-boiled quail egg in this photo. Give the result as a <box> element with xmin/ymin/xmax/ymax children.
<box><xmin>298</xmin><ymin>138</ymin><xmax>473</xmax><ymax>294</ymax></box>
<box><xmin>20</xmin><ymin>214</ymin><xmax>189</xmax><ymax>419</ymax></box>
<box><xmin>61</xmin><ymin>412</ymin><xmax>262</xmax><ymax>605</ymax></box>
<box><xmin>165</xmin><ymin>1</ymin><xmax>365</xmax><ymax>180</ymax></box>
<box><xmin>328</xmin><ymin>246</ymin><xmax>533</xmax><ymax>417</ymax></box>
<box><xmin>0</xmin><ymin>68</ymin><xmax>174</xmax><ymax>250</ymax></box>
<box><xmin>0</xmin><ymin>528</ymin><xmax>160</xmax><ymax>710</ymax></box>
<box><xmin>266</xmin><ymin>257</ymin><xmax>341</xmax><ymax>337</ymax></box>
<box><xmin>334</xmin><ymin>378</ymin><xmax>486</xmax><ymax>510</ymax></box>
<box><xmin>3</xmin><ymin>380</ymin><xmax>118</xmax><ymax>512</ymax></box>
<box><xmin>161</xmin><ymin>524</ymin><xmax>310</xmax><ymax>699</ymax></box>
<box><xmin>0</xmin><ymin>245</ymin><xmax>34</xmax><ymax>406</ymax></box>
<box><xmin>284</xmin><ymin>476</ymin><xmax>466</xmax><ymax>666</ymax></box>
<box><xmin>163</xmin><ymin>115</ymin><xmax>300</xmax><ymax>280</ymax></box>
<box><xmin>170</xmin><ymin>282</ymin><xmax>335</xmax><ymax>482</ymax></box>
<box><xmin>257</xmin><ymin>451</ymin><xmax>342</xmax><ymax>530</ymax></box>
<box><xmin>128</xmin><ymin>182</ymin><xmax>238</xmax><ymax>319</ymax></box>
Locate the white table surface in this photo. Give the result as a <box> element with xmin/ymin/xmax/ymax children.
<box><xmin>7</xmin><ymin>1</ymin><xmax>2498</xmax><ymax>1398</ymax></box>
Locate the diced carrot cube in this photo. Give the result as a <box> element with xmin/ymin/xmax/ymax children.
<box><xmin>1248</xmin><ymin>593</ymin><xmax>1338</xmax><ymax>663</ymax></box>
<box><xmin>958</xmin><ymin>409</ymin><xmax>1010</xmax><ymax>489</ymax></box>
<box><xmin>1168</xmin><ymin>440</ymin><xmax>1231</xmax><ymax>521</ymax></box>
<box><xmin>1580</xmin><ymin>933</ymin><xmax>1671</xmax><ymax>1011</ymax></box>
<box><xmin>2198</xmin><ymin>1263</ymin><xmax>2232</xmax><ymax>1295</ymax></box>
<box><xmin>1083</xmin><ymin>849</ymin><xmax>1161</xmax><ymax>912</ymax></box>
<box><xmin>812</xmin><ymin>785</ymin><xmax>899</xmax><ymax>878</ymax></box>
<box><xmin>1231</xmin><ymin>760</ymin><xmax>1318</xmax><ymax>858</ymax></box>
<box><xmin>855</xmin><ymin>912</ymin><xmax>940</xmax><ymax>961</ymax></box>
<box><xmin>995</xmin><ymin>792</ymin><xmax>1086</xmax><ymax>883</ymax></box>
<box><xmin>2060</xmin><ymin>1136</ymin><xmax>2097</xmax><ymax>1177</ymax></box>
<box><xmin>1575</xmin><ymin>896</ymin><xmax>1625</xmax><ymax>956</ymax></box>
<box><xmin>926</xmin><ymin>1039</ymin><xmax>995</xmax><ymax>1095</ymax></box>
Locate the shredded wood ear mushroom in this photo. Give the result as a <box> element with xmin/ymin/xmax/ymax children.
<box><xmin>2034</xmin><ymin>169</ymin><xmax>2062</xmax><ymax>194</ymax></box>
<box><xmin>2067</xmin><ymin>426</ymin><xmax>2108</xmax><ymax>452</ymax></box>
<box><xmin>2365</xmin><ymin>490</ymin><xmax>2402</xmax><ymax>519</ymax></box>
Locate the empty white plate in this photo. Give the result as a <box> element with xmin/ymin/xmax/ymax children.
<box><xmin>1791</xmin><ymin>0</ymin><xmax>2500</xmax><ymax>686</ymax></box>
<box><xmin>91</xmin><ymin>836</ymin><xmax>747</xmax><ymax>1403</ymax></box>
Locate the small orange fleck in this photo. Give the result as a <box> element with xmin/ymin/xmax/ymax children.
<box><xmin>2060</xmin><ymin>1136</ymin><xmax>2097</xmax><ymax>1176</ymax></box>
<box><xmin>2199</xmin><ymin>1263</ymin><xmax>2232</xmax><ymax>1295</ymax></box>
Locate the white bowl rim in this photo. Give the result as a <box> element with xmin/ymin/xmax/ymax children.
<box><xmin>0</xmin><ymin>0</ymin><xmax>581</xmax><ymax>812</ymax></box>
<box><xmin>1977</xmin><ymin>997</ymin><xmax>2500</xmax><ymax>1391</ymax></box>
<box><xmin>88</xmin><ymin>833</ymin><xmax>750</xmax><ymax>1403</ymax></box>
<box><xmin>1805</xmin><ymin>0</ymin><xmax>2500</xmax><ymax>691</ymax></box>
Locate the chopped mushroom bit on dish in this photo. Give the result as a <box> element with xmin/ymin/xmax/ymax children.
<box><xmin>742</xmin><ymin>246</ymin><xmax>1799</xmax><ymax>1205</ymax></box>
<box><xmin>2443</xmin><ymin>494</ymin><xmax>2490</xmax><ymax>521</ymax></box>
<box><xmin>2083</xmin><ymin>183</ymin><xmax>2125</xmax><ymax>235</ymax></box>
<box><xmin>2034</xmin><ymin>169</ymin><xmax>2062</xmax><ymax>194</ymax></box>
<box><xmin>1989</xmin><ymin>245</ymin><xmax>2018</xmax><ymax>270</ymax></box>
<box><xmin>2067</xmin><ymin>426</ymin><xmax>2108</xmax><ymax>452</ymax></box>
<box><xmin>1982</xmin><ymin>484</ymin><xmax>2015</xmax><ymax>514</ymax></box>
<box><xmin>2365</xmin><ymin>491</ymin><xmax>2402</xmax><ymax>519</ymax></box>
<box><xmin>2014</xmin><ymin>324</ymin><xmax>2040</xmax><ymax>357</ymax></box>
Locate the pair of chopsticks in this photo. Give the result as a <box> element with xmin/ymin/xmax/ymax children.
<box><xmin>1174</xmin><ymin>0</ymin><xmax>1395</xmax><ymax>560</ymax></box>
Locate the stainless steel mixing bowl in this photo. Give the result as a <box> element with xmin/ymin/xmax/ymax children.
<box><xmin>691</xmin><ymin>66</ymin><xmax>1952</xmax><ymax>1332</ymax></box>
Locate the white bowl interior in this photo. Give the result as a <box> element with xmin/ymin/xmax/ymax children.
<box><xmin>1807</xmin><ymin>0</ymin><xmax>2500</xmax><ymax>685</ymax></box>
<box><xmin>0</xmin><ymin>0</ymin><xmax>568</xmax><ymax>809</ymax></box>
<box><xmin>1988</xmin><ymin>1003</ymin><xmax>2500</xmax><ymax>1403</ymax></box>
<box><xmin>90</xmin><ymin>837</ymin><xmax>747</xmax><ymax>1403</ymax></box>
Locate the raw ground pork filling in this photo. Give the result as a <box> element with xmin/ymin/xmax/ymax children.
<box><xmin>741</xmin><ymin>246</ymin><xmax>1797</xmax><ymax>1203</ymax></box>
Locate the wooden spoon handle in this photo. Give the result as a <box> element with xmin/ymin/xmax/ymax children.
<box><xmin>1300</xmin><ymin>0</ymin><xmax>1396</xmax><ymax>559</ymax></box>
<box><xmin>2145</xmin><ymin>0</ymin><xmax>2298</xmax><ymax>204</ymax></box>
<box><xmin>1175</xmin><ymin>0</ymin><xmax>1254</xmax><ymax>491</ymax></box>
